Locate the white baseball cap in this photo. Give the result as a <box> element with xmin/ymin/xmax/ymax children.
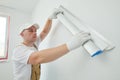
<box><xmin>19</xmin><ymin>23</ymin><xmax>39</xmax><ymax>34</ymax></box>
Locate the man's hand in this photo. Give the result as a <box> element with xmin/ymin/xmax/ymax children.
<box><xmin>66</xmin><ymin>32</ymin><xmax>91</xmax><ymax>51</ymax></box>
<box><xmin>48</xmin><ymin>8</ymin><xmax>63</xmax><ymax>20</ymax></box>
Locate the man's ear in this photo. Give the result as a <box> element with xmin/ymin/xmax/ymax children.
<box><xmin>20</xmin><ymin>32</ymin><xmax>24</xmax><ymax>36</ymax></box>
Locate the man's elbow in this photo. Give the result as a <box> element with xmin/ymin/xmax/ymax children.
<box><xmin>28</xmin><ymin>52</ymin><xmax>43</xmax><ymax>65</ymax></box>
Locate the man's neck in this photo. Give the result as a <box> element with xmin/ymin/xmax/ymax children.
<box><xmin>22</xmin><ymin>41</ymin><xmax>34</xmax><ymax>47</ymax></box>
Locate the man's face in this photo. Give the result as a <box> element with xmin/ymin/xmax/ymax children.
<box><xmin>21</xmin><ymin>26</ymin><xmax>37</xmax><ymax>42</ymax></box>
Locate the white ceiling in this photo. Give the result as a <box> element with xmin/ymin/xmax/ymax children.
<box><xmin>0</xmin><ymin>0</ymin><xmax>40</xmax><ymax>13</ymax></box>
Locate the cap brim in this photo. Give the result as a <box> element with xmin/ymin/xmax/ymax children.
<box><xmin>32</xmin><ymin>23</ymin><xmax>39</xmax><ymax>29</ymax></box>
<box><xmin>18</xmin><ymin>23</ymin><xmax>39</xmax><ymax>35</ymax></box>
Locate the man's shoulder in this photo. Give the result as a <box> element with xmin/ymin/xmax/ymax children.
<box><xmin>14</xmin><ymin>43</ymin><xmax>27</xmax><ymax>51</ymax></box>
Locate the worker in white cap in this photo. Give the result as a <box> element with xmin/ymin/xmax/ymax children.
<box><xmin>12</xmin><ymin>8</ymin><xmax>91</xmax><ymax>80</ymax></box>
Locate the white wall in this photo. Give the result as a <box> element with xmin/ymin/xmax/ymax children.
<box><xmin>32</xmin><ymin>0</ymin><xmax>120</xmax><ymax>80</ymax></box>
<box><xmin>0</xmin><ymin>7</ymin><xmax>31</xmax><ymax>80</ymax></box>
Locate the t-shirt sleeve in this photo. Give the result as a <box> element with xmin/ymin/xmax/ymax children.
<box><xmin>12</xmin><ymin>46</ymin><xmax>34</xmax><ymax>64</ymax></box>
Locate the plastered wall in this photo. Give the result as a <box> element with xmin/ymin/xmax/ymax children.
<box><xmin>32</xmin><ymin>0</ymin><xmax>120</xmax><ymax>80</ymax></box>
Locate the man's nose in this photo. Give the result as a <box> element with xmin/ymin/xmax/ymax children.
<box><xmin>33</xmin><ymin>32</ymin><xmax>37</xmax><ymax>35</ymax></box>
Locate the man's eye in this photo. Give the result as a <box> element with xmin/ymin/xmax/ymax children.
<box><xmin>28</xmin><ymin>29</ymin><xmax>33</xmax><ymax>32</ymax></box>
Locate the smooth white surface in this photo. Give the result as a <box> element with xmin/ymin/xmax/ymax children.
<box><xmin>0</xmin><ymin>0</ymin><xmax>39</xmax><ymax>13</ymax></box>
<box><xmin>32</xmin><ymin>0</ymin><xmax>120</xmax><ymax>80</ymax></box>
<box><xmin>56</xmin><ymin>9</ymin><xmax>105</xmax><ymax>57</ymax></box>
<box><xmin>58</xmin><ymin>6</ymin><xmax>115</xmax><ymax>51</ymax></box>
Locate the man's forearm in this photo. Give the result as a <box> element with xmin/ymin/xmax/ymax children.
<box><xmin>42</xmin><ymin>19</ymin><xmax>52</xmax><ymax>33</ymax></box>
<box><xmin>28</xmin><ymin>44</ymin><xmax>69</xmax><ymax>64</ymax></box>
<box><xmin>39</xmin><ymin>19</ymin><xmax>52</xmax><ymax>40</ymax></box>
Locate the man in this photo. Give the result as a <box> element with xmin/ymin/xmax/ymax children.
<box><xmin>12</xmin><ymin>9</ymin><xmax>91</xmax><ymax>80</ymax></box>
